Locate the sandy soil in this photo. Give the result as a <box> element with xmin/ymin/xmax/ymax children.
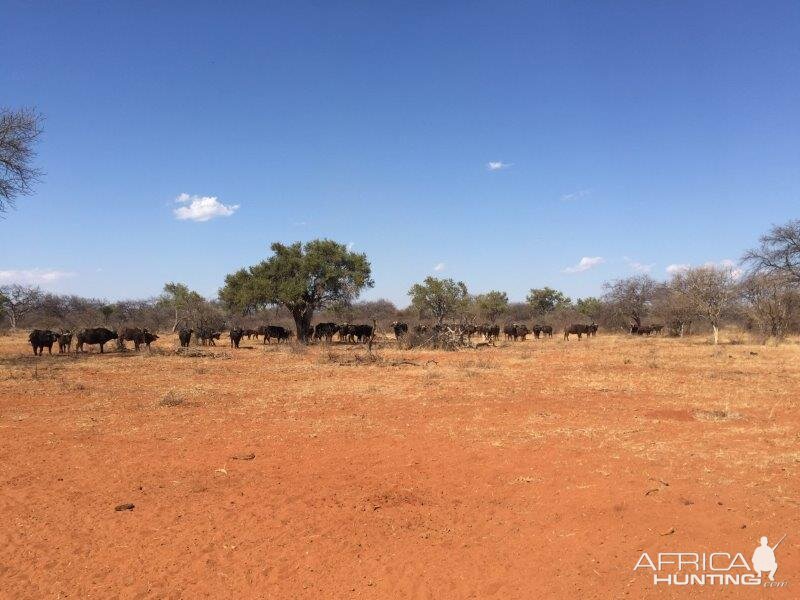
<box><xmin>1</xmin><ymin>331</ymin><xmax>798</xmax><ymax>598</ymax></box>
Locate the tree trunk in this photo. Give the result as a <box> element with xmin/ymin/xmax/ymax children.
<box><xmin>172</xmin><ymin>307</ymin><xmax>179</xmax><ymax>333</ymax></box>
<box><xmin>712</xmin><ymin>323</ymin><xmax>719</xmax><ymax>345</ymax></box>
<box><xmin>292</xmin><ymin>307</ymin><xmax>314</xmax><ymax>343</ymax></box>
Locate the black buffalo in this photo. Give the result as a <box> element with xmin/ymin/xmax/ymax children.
<box><xmin>631</xmin><ymin>324</ymin><xmax>654</xmax><ymax>336</ymax></box>
<box><xmin>243</xmin><ymin>328</ymin><xmax>260</xmax><ymax>340</ymax></box>
<box><xmin>198</xmin><ymin>329</ymin><xmax>222</xmax><ymax>346</ymax></box>
<box><xmin>481</xmin><ymin>323</ymin><xmax>500</xmax><ymax>341</ymax></box>
<box><xmin>533</xmin><ymin>325</ymin><xmax>554</xmax><ymax>339</ymax></box>
<box><xmin>338</xmin><ymin>323</ymin><xmax>356</xmax><ymax>343</ymax></box>
<box><xmin>461</xmin><ymin>324</ymin><xmax>478</xmax><ymax>339</ymax></box>
<box><xmin>564</xmin><ymin>324</ymin><xmax>592</xmax><ymax>340</ymax></box>
<box><xmin>392</xmin><ymin>321</ymin><xmax>408</xmax><ymax>339</ymax></box>
<box><xmin>229</xmin><ymin>328</ymin><xmax>244</xmax><ymax>348</ymax></box>
<box><xmin>314</xmin><ymin>322</ymin><xmax>339</xmax><ymax>342</ymax></box>
<box><xmin>29</xmin><ymin>329</ymin><xmax>58</xmax><ymax>355</ymax></box>
<box><xmin>352</xmin><ymin>324</ymin><xmax>374</xmax><ymax>343</ymax></box>
<box><xmin>76</xmin><ymin>327</ymin><xmax>118</xmax><ymax>353</ymax></box>
<box><xmin>119</xmin><ymin>327</ymin><xmax>159</xmax><ymax>351</ymax></box>
<box><xmin>503</xmin><ymin>323</ymin><xmax>529</xmax><ymax>341</ymax></box>
<box><xmin>178</xmin><ymin>328</ymin><xmax>193</xmax><ymax>347</ymax></box>
<box><xmin>263</xmin><ymin>325</ymin><xmax>291</xmax><ymax>344</ymax></box>
<box><xmin>57</xmin><ymin>330</ymin><xmax>73</xmax><ymax>353</ymax></box>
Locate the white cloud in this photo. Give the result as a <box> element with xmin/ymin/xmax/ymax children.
<box><xmin>666</xmin><ymin>260</ymin><xmax>743</xmax><ymax>279</ymax></box>
<box><xmin>624</xmin><ymin>257</ymin><xmax>653</xmax><ymax>273</ymax></box>
<box><xmin>706</xmin><ymin>259</ymin><xmax>743</xmax><ymax>279</ymax></box>
<box><xmin>433</xmin><ymin>262</ymin><xmax>446</xmax><ymax>272</ymax></box>
<box><xmin>486</xmin><ymin>161</ymin><xmax>511</xmax><ymax>171</ymax></box>
<box><xmin>173</xmin><ymin>193</ymin><xmax>239</xmax><ymax>222</ymax></box>
<box><xmin>560</xmin><ymin>189</ymin><xmax>592</xmax><ymax>202</ymax></box>
<box><xmin>0</xmin><ymin>269</ymin><xmax>76</xmax><ymax>285</ymax></box>
<box><xmin>666</xmin><ymin>263</ymin><xmax>690</xmax><ymax>275</ymax></box>
<box><xmin>347</xmin><ymin>242</ymin><xmax>355</xmax><ymax>251</ymax></box>
<box><xmin>564</xmin><ymin>256</ymin><xmax>605</xmax><ymax>273</ymax></box>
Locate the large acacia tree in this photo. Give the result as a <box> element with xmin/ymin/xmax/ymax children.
<box><xmin>526</xmin><ymin>287</ymin><xmax>572</xmax><ymax>317</ymax></box>
<box><xmin>219</xmin><ymin>240</ymin><xmax>373</xmax><ymax>342</ymax></box>
<box><xmin>670</xmin><ymin>265</ymin><xmax>738</xmax><ymax>345</ymax></box>
<box><xmin>603</xmin><ymin>275</ymin><xmax>658</xmax><ymax>329</ymax></box>
<box><xmin>1</xmin><ymin>107</ymin><xmax>43</xmax><ymax>213</ymax></box>
<box><xmin>744</xmin><ymin>220</ymin><xmax>800</xmax><ymax>283</ymax></box>
<box><xmin>475</xmin><ymin>290</ymin><xmax>509</xmax><ymax>323</ymax></box>
<box><xmin>408</xmin><ymin>277</ymin><xmax>469</xmax><ymax>325</ymax></box>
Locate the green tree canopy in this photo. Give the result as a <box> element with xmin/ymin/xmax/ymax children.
<box><xmin>526</xmin><ymin>287</ymin><xmax>572</xmax><ymax>316</ymax></box>
<box><xmin>160</xmin><ymin>282</ymin><xmax>206</xmax><ymax>331</ymax></box>
<box><xmin>575</xmin><ymin>296</ymin><xmax>603</xmax><ymax>319</ymax></box>
<box><xmin>408</xmin><ymin>277</ymin><xmax>469</xmax><ymax>325</ymax></box>
<box><xmin>219</xmin><ymin>240</ymin><xmax>373</xmax><ymax>342</ymax></box>
<box><xmin>475</xmin><ymin>290</ymin><xmax>509</xmax><ymax>323</ymax></box>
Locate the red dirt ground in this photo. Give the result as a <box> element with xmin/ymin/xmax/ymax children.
<box><xmin>1</xmin><ymin>332</ymin><xmax>798</xmax><ymax>598</ymax></box>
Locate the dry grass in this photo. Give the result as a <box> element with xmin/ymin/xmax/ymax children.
<box><xmin>1</xmin><ymin>330</ymin><xmax>799</xmax><ymax>597</ymax></box>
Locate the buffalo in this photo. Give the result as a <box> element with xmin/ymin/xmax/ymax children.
<box><xmin>178</xmin><ymin>328</ymin><xmax>193</xmax><ymax>347</ymax></box>
<box><xmin>29</xmin><ymin>329</ymin><xmax>58</xmax><ymax>355</ymax></box>
<box><xmin>503</xmin><ymin>323</ymin><xmax>529</xmax><ymax>341</ymax></box>
<box><xmin>314</xmin><ymin>322</ymin><xmax>339</xmax><ymax>342</ymax></box>
<box><xmin>76</xmin><ymin>327</ymin><xmax>118</xmax><ymax>353</ymax></box>
<box><xmin>631</xmin><ymin>324</ymin><xmax>655</xmax><ymax>336</ymax></box>
<box><xmin>564</xmin><ymin>324</ymin><xmax>592</xmax><ymax>340</ymax></box>
<box><xmin>481</xmin><ymin>323</ymin><xmax>500</xmax><ymax>341</ymax></box>
<box><xmin>533</xmin><ymin>325</ymin><xmax>553</xmax><ymax>339</ymax></box>
<box><xmin>198</xmin><ymin>329</ymin><xmax>222</xmax><ymax>346</ymax></box>
<box><xmin>352</xmin><ymin>324</ymin><xmax>374</xmax><ymax>343</ymax></box>
<box><xmin>461</xmin><ymin>323</ymin><xmax>478</xmax><ymax>340</ymax></box>
<box><xmin>392</xmin><ymin>321</ymin><xmax>409</xmax><ymax>339</ymax></box>
<box><xmin>263</xmin><ymin>325</ymin><xmax>291</xmax><ymax>344</ymax></box>
<box><xmin>119</xmin><ymin>327</ymin><xmax>159</xmax><ymax>351</ymax></box>
<box><xmin>57</xmin><ymin>330</ymin><xmax>73</xmax><ymax>353</ymax></box>
<box><xmin>243</xmin><ymin>328</ymin><xmax>260</xmax><ymax>340</ymax></box>
<box><xmin>229</xmin><ymin>328</ymin><xmax>244</xmax><ymax>348</ymax></box>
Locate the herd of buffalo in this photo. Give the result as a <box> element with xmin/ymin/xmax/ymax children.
<box><xmin>25</xmin><ymin>319</ymin><xmax>665</xmax><ymax>356</ymax></box>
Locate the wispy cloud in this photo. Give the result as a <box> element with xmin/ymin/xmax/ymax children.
<box><xmin>173</xmin><ymin>193</ymin><xmax>239</xmax><ymax>222</ymax></box>
<box><xmin>624</xmin><ymin>257</ymin><xmax>654</xmax><ymax>273</ymax></box>
<box><xmin>0</xmin><ymin>269</ymin><xmax>76</xmax><ymax>285</ymax></box>
<box><xmin>560</xmin><ymin>189</ymin><xmax>592</xmax><ymax>202</ymax></box>
<box><xmin>433</xmin><ymin>262</ymin><xmax>446</xmax><ymax>272</ymax></box>
<box><xmin>706</xmin><ymin>259</ymin><xmax>743</xmax><ymax>279</ymax></box>
<box><xmin>666</xmin><ymin>260</ymin><xmax>743</xmax><ymax>279</ymax></box>
<box><xmin>666</xmin><ymin>263</ymin><xmax>690</xmax><ymax>275</ymax></box>
<box><xmin>486</xmin><ymin>161</ymin><xmax>512</xmax><ymax>171</ymax></box>
<box><xmin>564</xmin><ymin>256</ymin><xmax>604</xmax><ymax>274</ymax></box>
<box><xmin>347</xmin><ymin>242</ymin><xmax>355</xmax><ymax>251</ymax></box>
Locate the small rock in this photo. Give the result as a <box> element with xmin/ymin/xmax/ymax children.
<box><xmin>231</xmin><ymin>453</ymin><xmax>256</xmax><ymax>460</ymax></box>
<box><xmin>115</xmin><ymin>503</ymin><xmax>135</xmax><ymax>511</ymax></box>
<box><xmin>660</xmin><ymin>527</ymin><xmax>676</xmax><ymax>536</ymax></box>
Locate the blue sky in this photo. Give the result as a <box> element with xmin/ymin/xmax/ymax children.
<box><xmin>2</xmin><ymin>1</ymin><xmax>799</xmax><ymax>306</ymax></box>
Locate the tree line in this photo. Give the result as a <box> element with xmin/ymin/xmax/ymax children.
<box><xmin>3</xmin><ymin>219</ymin><xmax>800</xmax><ymax>345</ymax></box>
